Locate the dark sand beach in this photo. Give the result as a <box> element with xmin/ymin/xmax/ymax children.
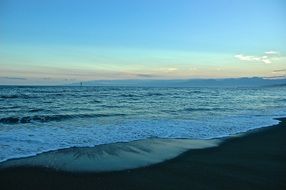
<box><xmin>0</xmin><ymin>118</ymin><xmax>285</xmax><ymax>190</ymax></box>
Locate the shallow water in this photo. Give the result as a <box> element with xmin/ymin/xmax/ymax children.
<box><xmin>0</xmin><ymin>86</ymin><xmax>286</xmax><ymax>162</ymax></box>
<box><xmin>0</xmin><ymin>138</ymin><xmax>220</xmax><ymax>172</ymax></box>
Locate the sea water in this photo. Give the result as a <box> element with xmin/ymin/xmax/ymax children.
<box><xmin>0</xmin><ymin>86</ymin><xmax>286</xmax><ymax>164</ymax></box>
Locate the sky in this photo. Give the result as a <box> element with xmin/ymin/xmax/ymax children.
<box><xmin>0</xmin><ymin>0</ymin><xmax>286</xmax><ymax>85</ymax></box>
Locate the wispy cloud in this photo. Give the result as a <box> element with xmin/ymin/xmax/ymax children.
<box><xmin>234</xmin><ymin>50</ymin><xmax>281</xmax><ymax>64</ymax></box>
<box><xmin>268</xmin><ymin>69</ymin><xmax>286</xmax><ymax>79</ymax></box>
<box><xmin>135</xmin><ymin>74</ymin><xmax>159</xmax><ymax>78</ymax></box>
<box><xmin>167</xmin><ymin>68</ymin><xmax>178</xmax><ymax>72</ymax></box>
<box><xmin>0</xmin><ymin>76</ymin><xmax>27</xmax><ymax>80</ymax></box>
<box><xmin>265</xmin><ymin>51</ymin><xmax>279</xmax><ymax>55</ymax></box>
<box><xmin>273</xmin><ymin>69</ymin><xmax>286</xmax><ymax>73</ymax></box>
<box><xmin>272</xmin><ymin>69</ymin><xmax>286</xmax><ymax>73</ymax></box>
<box><xmin>39</xmin><ymin>77</ymin><xmax>77</xmax><ymax>81</ymax></box>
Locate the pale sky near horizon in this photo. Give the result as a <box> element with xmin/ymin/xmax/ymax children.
<box><xmin>0</xmin><ymin>0</ymin><xmax>286</xmax><ymax>85</ymax></box>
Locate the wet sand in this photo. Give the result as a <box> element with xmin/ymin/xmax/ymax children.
<box><xmin>0</xmin><ymin>118</ymin><xmax>285</xmax><ymax>190</ymax></box>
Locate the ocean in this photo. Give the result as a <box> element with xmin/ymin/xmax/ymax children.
<box><xmin>0</xmin><ymin>86</ymin><xmax>286</xmax><ymax>163</ymax></box>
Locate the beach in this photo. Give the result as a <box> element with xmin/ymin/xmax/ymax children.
<box><xmin>1</xmin><ymin>0</ymin><xmax>286</xmax><ymax>189</ymax></box>
<box><xmin>0</xmin><ymin>118</ymin><xmax>285</xmax><ymax>190</ymax></box>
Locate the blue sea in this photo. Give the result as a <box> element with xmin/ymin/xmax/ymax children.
<box><xmin>0</xmin><ymin>86</ymin><xmax>286</xmax><ymax>162</ymax></box>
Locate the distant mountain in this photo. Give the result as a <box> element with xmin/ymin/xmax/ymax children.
<box><xmin>69</xmin><ymin>77</ymin><xmax>286</xmax><ymax>88</ymax></box>
<box><xmin>266</xmin><ymin>83</ymin><xmax>286</xmax><ymax>87</ymax></box>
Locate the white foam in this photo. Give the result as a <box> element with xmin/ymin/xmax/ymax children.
<box><xmin>0</xmin><ymin>113</ymin><xmax>283</xmax><ymax>163</ymax></box>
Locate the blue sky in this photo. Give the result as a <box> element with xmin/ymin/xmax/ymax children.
<box><xmin>0</xmin><ymin>0</ymin><xmax>286</xmax><ymax>84</ymax></box>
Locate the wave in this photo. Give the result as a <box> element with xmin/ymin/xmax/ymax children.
<box><xmin>0</xmin><ymin>115</ymin><xmax>282</xmax><ymax>164</ymax></box>
<box><xmin>183</xmin><ymin>107</ymin><xmax>229</xmax><ymax>112</ymax></box>
<box><xmin>145</xmin><ymin>92</ymin><xmax>164</xmax><ymax>96</ymax></box>
<box><xmin>118</xmin><ymin>92</ymin><xmax>164</xmax><ymax>98</ymax></box>
<box><xmin>100</xmin><ymin>105</ymin><xmax>123</xmax><ymax>108</ymax></box>
<box><xmin>192</xmin><ymin>90</ymin><xmax>203</xmax><ymax>93</ymax></box>
<box><xmin>89</xmin><ymin>100</ymin><xmax>101</xmax><ymax>103</ymax></box>
<box><xmin>0</xmin><ymin>95</ymin><xmax>21</xmax><ymax>99</ymax></box>
<box><xmin>28</xmin><ymin>108</ymin><xmax>45</xmax><ymax>113</ymax></box>
<box><xmin>0</xmin><ymin>94</ymin><xmax>33</xmax><ymax>99</ymax></box>
<box><xmin>0</xmin><ymin>113</ymin><xmax>126</xmax><ymax>124</ymax></box>
<box><xmin>0</xmin><ymin>106</ymin><xmax>23</xmax><ymax>110</ymax></box>
<box><xmin>118</xmin><ymin>94</ymin><xmax>141</xmax><ymax>98</ymax></box>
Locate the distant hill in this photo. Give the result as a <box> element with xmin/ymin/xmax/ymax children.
<box><xmin>69</xmin><ymin>77</ymin><xmax>286</xmax><ymax>88</ymax></box>
<box><xmin>266</xmin><ymin>83</ymin><xmax>286</xmax><ymax>87</ymax></box>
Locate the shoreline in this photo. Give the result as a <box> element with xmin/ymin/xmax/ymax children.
<box><xmin>0</xmin><ymin>138</ymin><xmax>220</xmax><ymax>172</ymax></box>
<box><xmin>0</xmin><ymin>118</ymin><xmax>286</xmax><ymax>189</ymax></box>
<box><xmin>0</xmin><ymin>117</ymin><xmax>280</xmax><ymax>169</ymax></box>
